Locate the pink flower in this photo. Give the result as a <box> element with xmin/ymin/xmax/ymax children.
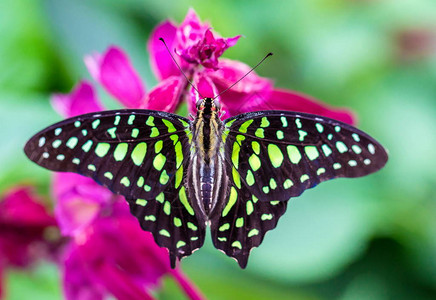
<box><xmin>63</xmin><ymin>202</ymin><xmax>203</xmax><ymax>300</ymax></box>
<box><xmin>0</xmin><ymin>187</ymin><xmax>60</xmax><ymax>298</ymax></box>
<box><xmin>146</xmin><ymin>9</ymin><xmax>355</xmax><ymax>123</ymax></box>
<box><xmin>73</xmin><ymin>9</ymin><xmax>354</xmax><ymax>124</ymax></box>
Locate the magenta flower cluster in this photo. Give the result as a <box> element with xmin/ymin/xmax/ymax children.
<box><xmin>1</xmin><ymin>9</ymin><xmax>355</xmax><ymax>299</ymax></box>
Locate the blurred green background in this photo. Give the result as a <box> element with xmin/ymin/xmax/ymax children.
<box><xmin>1</xmin><ymin>0</ymin><xmax>436</xmax><ymax>299</ymax></box>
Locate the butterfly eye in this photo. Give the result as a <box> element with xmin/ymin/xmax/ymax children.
<box><xmin>196</xmin><ymin>99</ymin><xmax>204</xmax><ymax>109</ymax></box>
<box><xmin>213</xmin><ymin>100</ymin><xmax>222</xmax><ymax>110</ymax></box>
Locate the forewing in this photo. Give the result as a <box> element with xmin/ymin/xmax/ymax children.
<box><xmin>24</xmin><ymin>109</ymin><xmax>205</xmax><ymax>266</ymax></box>
<box><xmin>223</xmin><ymin>110</ymin><xmax>388</xmax><ymax>202</ymax></box>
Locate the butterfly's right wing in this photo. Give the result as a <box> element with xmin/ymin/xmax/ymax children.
<box><xmin>24</xmin><ymin>109</ymin><xmax>205</xmax><ymax>267</ymax></box>
<box><xmin>210</xmin><ymin>110</ymin><xmax>388</xmax><ymax>268</ymax></box>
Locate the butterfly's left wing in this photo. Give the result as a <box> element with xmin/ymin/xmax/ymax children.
<box><xmin>211</xmin><ymin>110</ymin><xmax>388</xmax><ymax>267</ymax></box>
<box><xmin>24</xmin><ymin>109</ymin><xmax>205</xmax><ymax>267</ymax></box>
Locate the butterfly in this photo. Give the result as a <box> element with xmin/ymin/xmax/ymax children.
<box><xmin>24</xmin><ymin>97</ymin><xmax>388</xmax><ymax>268</ymax></box>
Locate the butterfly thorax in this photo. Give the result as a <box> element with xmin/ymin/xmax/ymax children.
<box><xmin>189</xmin><ymin>98</ymin><xmax>226</xmax><ymax>219</ymax></box>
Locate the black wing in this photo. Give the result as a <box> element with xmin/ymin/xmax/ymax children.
<box><xmin>24</xmin><ymin>109</ymin><xmax>205</xmax><ymax>267</ymax></box>
<box><xmin>210</xmin><ymin>110</ymin><xmax>388</xmax><ymax>267</ymax></box>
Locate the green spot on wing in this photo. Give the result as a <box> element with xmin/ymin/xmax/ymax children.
<box><xmin>179</xmin><ymin>187</ymin><xmax>194</xmax><ymax>216</ymax></box>
<box><xmin>145</xmin><ymin>215</ymin><xmax>156</xmax><ymax>221</ymax></box>
<box><xmin>255</xmin><ymin>128</ymin><xmax>264</xmax><ymax>138</ymax></box>
<box><xmin>120</xmin><ymin>177</ymin><xmax>130</xmax><ymax>187</ymax></box>
<box><xmin>260</xmin><ymin>117</ymin><xmax>270</xmax><ymax>127</ymax></box>
<box><xmin>95</xmin><ymin>143</ymin><xmax>110</xmax><ymax>157</ymax></box>
<box><xmin>160</xmin><ymin>170</ymin><xmax>170</xmax><ymax>185</ymax></box>
<box><xmin>246</xmin><ymin>170</ymin><xmax>255</xmax><ymax>186</ymax></box>
<box><xmin>159</xmin><ymin>229</ymin><xmax>170</xmax><ymax>237</ymax></box>
<box><xmin>187</xmin><ymin>222</ymin><xmax>197</xmax><ymax>231</ymax></box>
<box><xmin>107</xmin><ymin>127</ymin><xmax>117</xmax><ymax>138</ymax></box>
<box><xmin>163</xmin><ymin>201</ymin><xmax>171</xmax><ymax>215</ymax></box>
<box><xmin>268</xmin><ymin>144</ymin><xmax>284</xmax><ymax>168</ymax></box>
<box><xmin>146</xmin><ymin>116</ymin><xmax>155</xmax><ymax>126</ymax></box>
<box><xmin>174</xmin><ymin>217</ymin><xmax>182</xmax><ymax>227</ymax></box>
<box><xmin>300</xmin><ymin>174</ymin><xmax>309</xmax><ymax>183</ymax></box>
<box><xmin>92</xmin><ymin>119</ymin><xmax>100</xmax><ymax>129</ymax></box>
<box><xmin>232</xmin><ymin>167</ymin><xmax>241</xmax><ymax>189</ymax></box>
<box><xmin>114</xmin><ymin>143</ymin><xmax>128</xmax><ymax>161</ymax></box>
<box><xmin>269</xmin><ymin>178</ymin><xmax>277</xmax><ymax>189</ymax></box>
<box><xmin>131</xmin><ymin>128</ymin><xmax>139</xmax><ymax>138</ymax></box>
<box><xmin>156</xmin><ymin>192</ymin><xmax>165</xmax><ymax>203</ymax></box>
<box><xmin>287</xmin><ymin>145</ymin><xmax>301</xmax><ymax>164</ymax></box>
<box><xmin>136</xmin><ymin>199</ymin><xmax>147</xmax><ymax>206</ymax></box>
<box><xmin>128</xmin><ymin>115</ymin><xmax>135</xmax><ymax>125</ymax></box>
<box><xmin>298</xmin><ymin>130</ymin><xmax>307</xmax><ymax>141</ymax></box>
<box><xmin>154</xmin><ymin>140</ymin><xmax>163</xmax><ymax>153</ymax></box>
<box><xmin>231</xmin><ymin>141</ymin><xmax>241</xmax><ymax>169</ymax></box>
<box><xmin>162</xmin><ymin>119</ymin><xmax>177</xmax><ymax>132</ymax></box>
<box><xmin>248</xmin><ymin>229</ymin><xmax>259</xmax><ymax>237</ymax></box>
<box><xmin>316</xmin><ymin>123</ymin><xmax>324</xmax><ymax>133</ymax></box>
<box><xmin>176</xmin><ymin>241</ymin><xmax>186</xmax><ymax>248</ymax></box>
<box><xmin>219</xmin><ymin>223</ymin><xmax>230</xmax><ymax>231</ymax></box>
<box><xmin>131</xmin><ymin>143</ymin><xmax>147</xmax><ymax>166</ymax></box>
<box><xmin>304</xmin><ymin>146</ymin><xmax>319</xmax><ymax>160</ymax></box>
<box><xmin>249</xmin><ymin>154</ymin><xmax>261</xmax><ymax>172</ymax></box>
<box><xmin>322</xmin><ymin>144</ymin><xmax>332</xmax><ymax>157</ymax></box>
<box><xmin>251</xmin><ymin>141</ymin><xmax>260</xmax><ymax>155</ymax></box>
<box><xmin>336</xmin><ymin>141</ymin><xmax>348</xmax><ymax>153</ymax></box>
<box><xmin>232</xmin><ymin>241</ymin><xmax>242</xmax><ymax>249</ymax></box>
<box><xmin>150</xmin><ymin>127</ymin><xmax>159</xmax><ymax>137</ymax></box>
<box><xmin>153</xmin><ymin>153</ymin><xmax>166</xmax><ymax>171</ymax></box>
<box><xmin>174</xmin><ymin>141</ymin><xmax>183</xmax><ymax>169</ymax></box>
<box><xmin>66</xmin><ymin>137</ymin><xmax>78</xmax><ymax>149</ymax></box>
<box><xmin>261</xmin><ymin>213</ymin><xmax>273</xmax><ymax>221</ymax></box>
<box><xmin>283</xmin><ymin>179</ymin><xmax>293</xmax><ymax>189</ymax></box>
<box><xmin>352</xmin><ymin>145</ymin><xmax>362</xmax><ymax>154</ymax></box>
<box><xmin>246</xmin><ymin>201</ymin><xmax>254</xmax><ymax>215</ymax></box>
<box><xmin>137</xmin><ymin>176</ymin><xmax>144</xmax><ymax>187</ymax></box>
<box><xmin>238</xmin><ymin>119</ymin><xmax>253</xmax><ymax>133</ymax></box>
<box><xmin>222</xmin><ymin>187</ymin><xmax>238</xmax><ymax>217</ymax></box>
<box><xmin>81</xmin><ymin>140</ymin><xmax>93</xmax><ymax>152</ymax></box>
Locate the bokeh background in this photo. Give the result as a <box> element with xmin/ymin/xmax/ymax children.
<box><xmin>1</xmin><ymin>0</ymin><xmax>436</xmax><ymax>299</ymax></box>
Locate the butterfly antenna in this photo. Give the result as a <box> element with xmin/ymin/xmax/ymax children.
<box><xmin>159</xmin><ymin>38</ymin><xmax>204</xmax><ymax>99</ymax></box>
<box><xmin>213</xmin><ymin>52</ymin><xmax>273</xmax><ymax>100</ymax></box>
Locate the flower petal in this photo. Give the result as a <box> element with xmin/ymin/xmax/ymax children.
<box><xmin>208</xmin><ymin>58</ymin><xmax>273</xmax><ymax>94</ymax></box>
<box><xmin>83</xmin><ymin>52</ymin><xmax>102</xmax><ymax>82</ymax></box>
<box><xmin>141</xmin><ymin>76</ymin><xmax>184</xmax><ymax>112</ymax></box>
<box><xmin>148</xmin><ymin>20</ymin><xmax>179</xmax><ymax>81</ymax></box>
<box><xmin>0</xmin><ymin>186</ymin><xmax>58</xmax><ymax>268</ymax></box>
<box><xmin>0</xmin><ymin>187</ymin><xmax>56</xmax><ymax>227</ymax></box>
<box><xmin>51</xmin><ymin>81</ymin><xmax>104</xmax><ymax>118</ymax></box>
<box><xmin>63</xmin><ymin>204</ymin><xmax>174</xmax><ymax>300</ymax></box>
<box><xmin>52</xmin><ymin>173</ymin><xmax>115</xmax><ymax>236</ymax></box>
<box><xmin>178</xmin><ymin>9</ymin><xmax>207</xmax><ymax>46</ymax></box>
<box><xmin>85</xmin><ymin>47</ymin><xmax>146</xmax><ymax>108</ymax></box>
<box><xmin>206</xmin><ymin>58</ymin><xmax>272</xmax><ymax>117</ymax></box>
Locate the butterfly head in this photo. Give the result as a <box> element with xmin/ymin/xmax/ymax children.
<box><xmin>196</xmin><ymin>98</ymin><xmax>221</xmax><ymax>114</ymax></box>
